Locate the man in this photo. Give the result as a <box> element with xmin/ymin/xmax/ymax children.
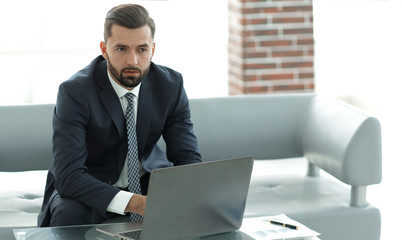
<box><xmin>38</xmin><ymin>4</ymin><xmax>201</xmax><ymax>227</ymax></box>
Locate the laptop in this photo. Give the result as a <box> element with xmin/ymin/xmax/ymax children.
<box><xmin>96</xmin><ymin>156</ymin><xmax>254</xmax><ymax>240</ymax></box>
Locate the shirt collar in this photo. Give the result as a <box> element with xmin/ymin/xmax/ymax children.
<box><xmin>107</xmin><ymin>70</ymin><xmax>141</xmax><ymax>98</ymax></box>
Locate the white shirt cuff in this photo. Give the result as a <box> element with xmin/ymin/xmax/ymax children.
<box><xmin>107</xmin><ymin>190</ymin><xmax>133</xmax><ymax>215</ymax></box>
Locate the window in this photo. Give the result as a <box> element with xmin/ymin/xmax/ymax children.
<box><xmin>0</xmin><ymin>0</ymin><xmax>228</xmax><ymax>105</ymax></box>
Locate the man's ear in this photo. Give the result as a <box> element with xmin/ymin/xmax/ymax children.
<box><xmin>151</xmin><ymin>42</ymin><xmax>156</xmax><ymax>59</ymax></box>
<box><xmin>100</xmin><ymin>41</ymin><xmax>108</xmax><ymax>60</ymax></box>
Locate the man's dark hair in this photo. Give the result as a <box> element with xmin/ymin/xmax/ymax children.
<box><xmin>104</xmin><ymin>4</ymin><xmax>155</xmax><ymax>41</ymax></box>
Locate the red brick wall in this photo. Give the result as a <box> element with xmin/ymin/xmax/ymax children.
<box><xmin>228</xmin><ymin>0</ymin><xmax>315</xmax><ymax>94</ymax></box>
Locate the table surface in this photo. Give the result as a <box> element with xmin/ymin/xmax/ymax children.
<box><xmin>9</xmin><ymin>223</ymin><xmax>321</xmax><ymax>240</ymax></box>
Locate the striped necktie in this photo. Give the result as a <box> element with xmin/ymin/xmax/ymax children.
<box><xmin>124</xmin><ymin>92</ymin><xmax>143</xmax><ymax>222</ymax></box>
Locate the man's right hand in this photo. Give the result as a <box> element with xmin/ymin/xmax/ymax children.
<box><xmin>125</xmin><ymin>194</ymin><xmax>147</xmax><ymax>216</ymax></box>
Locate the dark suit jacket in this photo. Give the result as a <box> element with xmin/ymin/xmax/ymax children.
<box><xmin>38</xmin><ymin>56</ymin><xmax>201</xmax><ymax>227</ymax></box>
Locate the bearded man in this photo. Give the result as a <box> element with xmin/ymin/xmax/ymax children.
<box><xmin>38</xmin><ymin>4</ymin><xmax>201</xmax><ymax>227</ymax></box>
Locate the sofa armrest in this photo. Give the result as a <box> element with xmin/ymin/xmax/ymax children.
<box><xmin>301</xmin><ymin>96</ymin><xmax>382</xmax><ymax>195</ymax></box>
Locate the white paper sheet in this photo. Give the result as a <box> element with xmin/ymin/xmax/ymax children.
<box><xmin>240</xmin><ymin>214</ymin><xmax>320</xmax><ymax>240</ymax></box>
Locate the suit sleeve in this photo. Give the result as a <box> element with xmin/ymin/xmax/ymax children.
<box><xmin>162</xmin><ymin>79</ymin><xmax>202</xmax><ymax>165</ymax></box>
<box><xmin>51</xmin><ymin>82</ymin><xmax>119</xmax><ymax>217</ymax></box>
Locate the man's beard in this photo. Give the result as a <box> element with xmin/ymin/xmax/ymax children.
<box><xmin>107</xmin><ymin>60</ymin><xmax>150</xmax><ymax>89</ymax></box>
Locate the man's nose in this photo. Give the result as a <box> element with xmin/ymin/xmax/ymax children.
<box><xmin>127</xmin><ymin>50</ymin><xmax>139</xmax><ymax>66</ymax></box>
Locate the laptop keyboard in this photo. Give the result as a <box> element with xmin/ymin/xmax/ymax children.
<box><xmin>119</xmin><ymin>229</ymin><xmax>142</xmax><ymax>240</ymax></box>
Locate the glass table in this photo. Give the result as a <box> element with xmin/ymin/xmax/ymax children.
<box><xmin>10</xmin><ymin>223</ymin><xmax>321</xmax><ymax>240</ymax></box>
<box><xmin>12</xmin><ymin>223</ymin><xmax>250</xmax><ymax>240</ymax></box>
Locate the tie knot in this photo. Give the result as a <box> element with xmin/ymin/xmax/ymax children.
<box><xmin>125</xmin><ymin>92</ymin><xmax>135</xmax><ymax>105</ymax></box>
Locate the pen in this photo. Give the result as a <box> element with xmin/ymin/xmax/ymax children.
<box><xmin>266</xmin><ymin>219</ymin><xmax>299</xmax><ymax>230</ymax></box>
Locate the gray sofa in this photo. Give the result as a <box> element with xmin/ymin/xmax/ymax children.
<box><xmin>0</xmin><ymin>94</ymin><xmax>382</xmax><ymax>240</ymax></box>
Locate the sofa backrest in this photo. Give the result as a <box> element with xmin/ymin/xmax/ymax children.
<box><xmin>189</xmin><ymin>94</ymin><xmax>314</xmax><ymax>161</ymax></box>
<box><xmin>0</xmin><ymin>94</ymin><xmax>382</xmax><ymax>187</ymax></box>
<box><xmin>188</xmin><ymin>94</ymin><xmax>382</xmax><ymax>187</ymax></box>
<box><xmin>0</xmin><ymin>104</ymin><xmax>54</xmax><ymax>171</ymax></box>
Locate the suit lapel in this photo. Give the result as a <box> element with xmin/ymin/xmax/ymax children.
<box><xmin>95</xmin><ymin>58</ymin><xmax>155</xmax><ymax>159</ymax></box>
<box><xmin>96</xmin><ymin>60</ymin><xmax>126</xmax><ymax>138</ymax></box>
<box><xmin>137</xmin><ymin>74</ymin><xmax>153</xmax><ymax>160</ymax></box>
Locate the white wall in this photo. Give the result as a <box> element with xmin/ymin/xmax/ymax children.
<box><xmin>314</xmin><ymin>1</ymin><xmax>402</xmax><ymax>239</ymax></box>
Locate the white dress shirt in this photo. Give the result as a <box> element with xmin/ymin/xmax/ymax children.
<box><xmin>106</xmin><ymin>71</ymin><xmax>147</xmax><ymax>215</ymax></box>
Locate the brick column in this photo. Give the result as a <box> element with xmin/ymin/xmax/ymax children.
<box><xmin>228</xmin><ymin>0</ymin><xmax>315</xmax><ymax>94</ymax></box>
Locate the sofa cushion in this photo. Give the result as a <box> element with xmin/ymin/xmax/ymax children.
<box><xmin>0</xmin><ymin>170</ymin><xmax>47</xmax><ymax>227</ymax></box>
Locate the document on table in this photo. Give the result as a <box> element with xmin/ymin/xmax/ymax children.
<box><xmin>240</xmin><ymin>214</ymin><xmax>320</xmax><ymax>240</ymax></box>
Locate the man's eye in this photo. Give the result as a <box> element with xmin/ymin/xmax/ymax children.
<box><xmin>139</xmin><ymin>48</ymin><xmax>147</xmax><ymax>52</ymax></box>
<box><xmin>117</xmin><ymin>47</ymin><xmax>126</xmax><ymax>51</ymax></box>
